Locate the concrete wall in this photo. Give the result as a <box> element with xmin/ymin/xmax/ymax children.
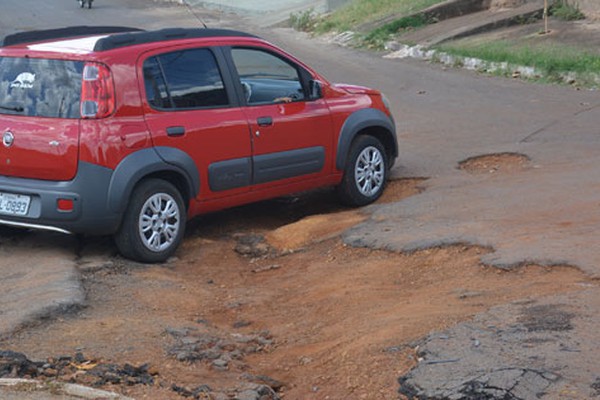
<box><xmin>570</xmin><ymin>0</ymin><xmax>600</xmax><ymax>19</ymax></box>
<box><xmin>490</xmin><ymin>0</ymin><xmax>600</xmax><ymax>19</ymax></box>
<box><xmin>327</xmin><ymin>0</ymin><xmax>349</xmax><ymax>11</ymax></box>
<box><xmin>422</xmin><ymin>0</ymin><xmax>492</xmax><ymax>21</ymax></box>
<box><xmin>490</xmin><ymin>0</ymin><xmax>527</xmax><ymax>8</ymax></box>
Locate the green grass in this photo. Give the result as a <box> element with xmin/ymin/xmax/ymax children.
<box><xmin>315</xmin><ymin>0</ymin><xmax>444</xmax><ymax>33</ymax></box>
<box><xmin>436</xmin><ymin>40</ymin><xmax>600</xmax><ymax>84</ymax></box>
<box><xmin>550</xmin><ymin>0</ymin><xmax>585</xmax><ymax>21</ymax></box>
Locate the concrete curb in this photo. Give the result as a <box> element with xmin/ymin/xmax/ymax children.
<box><xmin>0</xmin><ymin>378</ymin><xmax>133</xmax><ymax>399</ymax></box>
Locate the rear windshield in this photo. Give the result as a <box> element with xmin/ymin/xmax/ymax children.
<box><xmin>0</xmin><ymin>57</ymin><xmax>84</xmax><ymax>119</ymax></box>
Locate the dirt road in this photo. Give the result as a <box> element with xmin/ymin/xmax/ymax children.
<box><xmin>1</xmin><ymin>1</ymin><xmax>600</xmax><ymax>399</ymax></box>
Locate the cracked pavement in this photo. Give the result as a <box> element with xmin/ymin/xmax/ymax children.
<box><xmin>397</xmin><ymin>290</ymin><xmax>600</xmax><ymax>399</ymax></box>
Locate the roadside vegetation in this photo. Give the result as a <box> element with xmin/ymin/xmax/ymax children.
<box><xmin>313</xmin><ymin>0</ymin><xmax>443</xmax><ymax>33</ymax></box>
<box><xmin>549</xmin><ymin>0</ymin><xmax>585</xmax><ymax>21</ymax></box>
<box><xmin>436</xmin><ymin>40</ymin><xmax>600</xmax><ymax>85</ymax></box>
<box><xmin>290</xmin><ymin>0</ymin><xmax>598</xmax><ymax>87</ymax></box>
<box><xmin>433</xmin><ymin>2</ymin><xmax>595</xmax><ymax>85</ymax></box>
<box><xmin>290</xmin><ymin>0</ymin><xmax>444</xmax><ymax>33</ymax></box>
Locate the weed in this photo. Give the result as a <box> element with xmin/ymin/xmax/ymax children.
<box><xmin>453</xmin><ymin>58</ymin><xmax>465</xmax><ymax>68</ymax></box>
<box><xmin>550</xmin><ymin>0</ymin><xmax>585</xmax><ymax>21</ymax></box>
<box><xmin>290</xmin><ymin>8</ymin><xmax>317</xmax><ymax>32</ymax></box>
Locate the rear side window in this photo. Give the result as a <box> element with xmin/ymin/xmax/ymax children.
<box><xmin>143</xmin><ymin>48</ymin><xmax>228</xmax><ymax>110</ymax></box>
<box><xmin>0</xmin><ymin>57</ymin><xmax>83</xmax><ymax>119</ymax></box>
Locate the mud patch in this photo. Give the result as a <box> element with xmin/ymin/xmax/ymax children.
<box><xmin>0</xmin><ymin>175</ymin><xmax>594</xmax><ymax>399</ymax></box>
<box><xmin>266</xmin><ymin>210</ymin><xmax>366</xmax><ymax>252</ymax></box>
<box><xmin>263</xmin><ymin>178</ymin><xmax>425</xmax><ymax>252</ymax></box>
<box><xmin>458</xmin><ymin>152</ymin><xmax>531</xmax><ymax>174</ymax></box>
<box><xmin>188</xmin><ymin>178</ymin><xmax>423</xmax><ymax>244</ymax></box>
<box><xmin>0</xmin><ymin>240</ymin><xmax>592</xmax><ymax>399</ymax></box>
<box><xmin>378</xmin><ymin>178</ymin><xmax>427</xmax><ymax>204</ymax></box>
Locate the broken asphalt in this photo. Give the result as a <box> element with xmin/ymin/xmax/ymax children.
<box><xmin>1</xmin><ymin>0</ymin><xmax>600</xmax><ymax>398</ymax></box>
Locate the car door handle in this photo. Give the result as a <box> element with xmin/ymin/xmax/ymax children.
<box><xmin>166</xmin><ymin>126</ymin><xmax>185</xmax><ymax>137</ymax></box>
<box><xmin>257</xmin><ymin>116</ymin><xmax>273</xmax><ymax>127</ymax></box>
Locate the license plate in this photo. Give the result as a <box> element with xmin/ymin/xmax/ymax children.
<box><xmin>0</xmin><ymin>192</ymin><xmax>31</xmax><ymax>216</ymax></box>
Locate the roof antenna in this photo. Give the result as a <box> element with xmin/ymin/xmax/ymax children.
<box><xmin>181</xmin><ymin>0</ymin><xmax>209</xmax><ymax>28</ymax></box>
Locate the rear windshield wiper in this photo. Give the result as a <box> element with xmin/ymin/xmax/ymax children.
<box><xmin>0</xmin><ymin>105</ymin><xmax>24</xmax><ymax>112</ymax></box>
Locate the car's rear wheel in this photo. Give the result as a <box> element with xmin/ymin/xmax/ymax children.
<box><xmin>115</xmin><ymin>179</ymin><xmax>186</xmax><ymax>263</ymax></box>
<box><xmin>337</xmin><ymin>135</ymin><xmax>388</xmax><ymax>206</ymax></box>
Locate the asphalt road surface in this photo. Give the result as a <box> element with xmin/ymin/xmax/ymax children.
<box><xmin>1</xmin><ymin>1</ymin><xmax>600</xmax><ymax>398</ymax></box>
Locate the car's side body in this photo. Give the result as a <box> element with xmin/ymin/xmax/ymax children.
<box><xmin>0</xmin><ymin>27</ymin><xmax>397</xmax><ymax>261</ymax></box>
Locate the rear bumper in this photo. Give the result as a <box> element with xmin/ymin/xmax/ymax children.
<box><xmin>0</xmin><ymin>162</ymin><xmax>121</xmax><ymax>235</ymax></box>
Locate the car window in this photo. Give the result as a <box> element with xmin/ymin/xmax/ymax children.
<box><xmin>231</xmin><ymin>48</ymin><xmax>305</xmax><ymax>105</ymax></box>
<box><xmin>143</xmin><ymin>48</ymin><xmax>228</xmax><ymax>110</ymax></box>
<box><xmin>0</xmin><ymin>57</ymin><xmax>83</xmax><ymax>119</ymax></box>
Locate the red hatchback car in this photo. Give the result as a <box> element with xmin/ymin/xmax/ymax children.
<box><xmin>0</xmin><ymin>26</ymin><xmax>397</xmax><ymax>262</ymax></box>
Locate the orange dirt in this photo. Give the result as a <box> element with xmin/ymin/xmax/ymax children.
<box><xmin>0</xmin><ymin>179</ymin><xmax>592</xmax><ymax>399</ymax></box>
<box><xmin>458</xmin><ymin>152</ymin><xmax>531</xmax><ymax>175</ymax></box>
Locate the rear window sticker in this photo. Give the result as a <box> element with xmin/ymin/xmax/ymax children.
<box><xmin>10</xmin><ymin>72</ymin><xmax>36</xmax><ymax>89</ymax></box>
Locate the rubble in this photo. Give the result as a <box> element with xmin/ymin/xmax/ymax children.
<box><xmin>166</xmin><ymin>326</ymin><xmax>274</xmax><ymax>368</ymax></box>
<box><xmin>1</xmin><ymin>349</ymin><xmax>283</xmax><ymax>399</ymax></box>
<box><xmin>0</xmin><ymin>350</ymin><xmax>155</xmax><ymax>387</ymax></box>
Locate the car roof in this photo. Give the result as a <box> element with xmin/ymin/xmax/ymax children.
<box><xmin>0</xmin><ymin>26</ymin><xmax>259</xmax><ymax>54</ymax></box>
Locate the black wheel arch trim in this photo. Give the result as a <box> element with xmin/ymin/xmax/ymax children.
<box><xmin>107</xmin><ymin>147</ymin><xmax>200</xmax><ymax>213</ymax></box>
<box><xmin>336</xmin><ymin>108</ymin><xmax>398</xmax><ymax>171</ymax></box>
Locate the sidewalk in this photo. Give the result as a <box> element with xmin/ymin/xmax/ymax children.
<box><xmin>400</xmin><ymin>0</ymin><xmax>545</xmax><ymax>46</ymax></box>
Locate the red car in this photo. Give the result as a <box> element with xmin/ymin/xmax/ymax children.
<box><xmin>0</xmin><ymin>26</ymin><xmax>397</xmax><ymax>262</ymax></box>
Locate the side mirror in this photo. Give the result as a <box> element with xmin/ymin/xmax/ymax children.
<box><xmin>309</xmin><ymin>80</ymin><xmax>322</xmax><ymax>100</ymax></box>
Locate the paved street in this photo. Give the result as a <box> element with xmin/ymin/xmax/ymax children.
<box><xmin>1</xmin><ymin>0</ymin><xmax>600</xmax><ymax>398</ymax></box>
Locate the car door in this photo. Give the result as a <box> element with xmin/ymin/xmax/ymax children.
<box><xmin>141</xmin><ymin>46</ymin><xmax>253</xmax><ymax>201</ymax></box>
<box><xmin>228</xmin><ymin>46</ymin><xmax>334</xmax><ymax>188</ymax></box>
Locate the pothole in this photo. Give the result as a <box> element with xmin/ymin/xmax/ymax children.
<box><xmin>458</xmin><ymin>152</ymin><xmax>531</xmax><ymax>175</ymax></box>
<box><xmin>189</xmin><ymin>178</ymin><xmax>426</xmax><ymax>242</ymax></box>
<box><xmin>378</xmin><ymin>177</ymin><xmax>427</xmax><ymax>204</ymax></box>
<box><xmin>264</xmin><ymin>178</ymin><xmax>427</xmax><ymax>252</ymax></box>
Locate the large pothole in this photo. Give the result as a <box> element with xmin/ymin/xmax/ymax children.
<box><xmin>458</xmin><ymin>152</ymin><xmax>531</xmax><ymax>175</ymax></box>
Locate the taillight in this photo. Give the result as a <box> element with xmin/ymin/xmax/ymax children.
<box><xmin>80</xmin><ymin>62</ymin><xmax>115</xmax><ymax>119</ymax></box>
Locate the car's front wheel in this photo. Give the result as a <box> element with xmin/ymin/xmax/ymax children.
<box><xmin>115</xmin><ymin>179</ymin><xmax>186</xmax><ymax>263</ymax></box>
<box><xmin>337</xmin><ymin>135</ymin><xmax>388</xmax><ymax>207</ymax></box>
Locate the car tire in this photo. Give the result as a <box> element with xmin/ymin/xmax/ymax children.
<box><xmin>337</xmin><ymin>135</ymin><xmax>388</xmax><ymax>207</ymax></box>
<box><xmin>115</xmin><ymin>179</ymin><xmax>186</xmax><ymax>263</ymax></box>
